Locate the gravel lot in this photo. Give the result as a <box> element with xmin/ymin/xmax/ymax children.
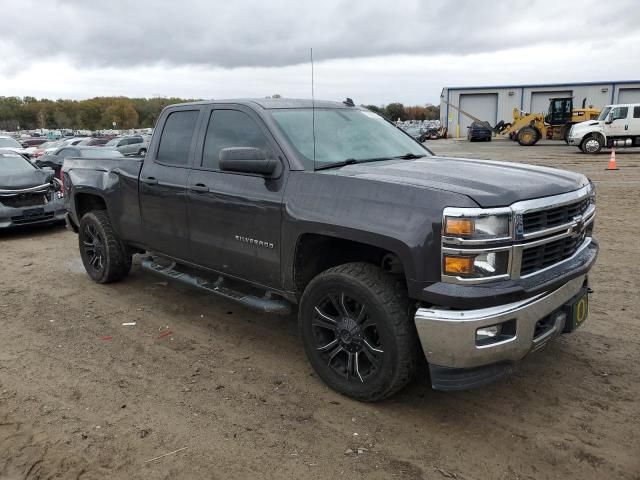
<box><xmin>1</xmin><ymin>138</ymin><xmax>639</xmax><ymax>479</ymax></box>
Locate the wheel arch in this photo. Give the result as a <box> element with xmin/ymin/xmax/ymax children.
<box><xmin>74</xmin><ymin>190</ymin><xmax>108</xmax><ymax>220</ymax></box>
<box><xmin>292</xmin><ymin>232</ymin><xmax>412</xmax><ymax>296</ymax></box>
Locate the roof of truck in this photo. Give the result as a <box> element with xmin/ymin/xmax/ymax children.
<box><xmin>169</xmin><ymin>98</ymin><xmax>353</xmax><ymax>110</ymax></box>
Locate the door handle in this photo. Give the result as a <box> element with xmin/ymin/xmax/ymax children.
<box><xmin>141</xmin><ymin>176</ymin><xmax>158</xmax><ymax>185</ymax></box>
<box><xmin>188</xmin><ymin>183</ymin><xmax>210</xmax><ymax>193</ymax></box>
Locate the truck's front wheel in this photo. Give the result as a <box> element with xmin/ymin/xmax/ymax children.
<box><xmin>299</xmin><ymin>263</ymin><xmax>418</xmax><ymax>401</ymax></box>
<box><xmin>78</xmin><ymin>210</ymin><xmax>132</xmax><ymax>283</ymax></box>
<box><xmin>580</xmin><ymin>135</ymin><xmax>603</xmax><ymax>154</ymax></box>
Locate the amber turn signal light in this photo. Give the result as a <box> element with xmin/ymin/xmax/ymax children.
<box><xmin>445</xmin><ymin>217</ymin><xmax>474</xmax><ymax>236</ymax></box>
<box><xmin>444</xmin><ymin>255</ymin><xmax>474</xmax><ymax>275</ymax></box>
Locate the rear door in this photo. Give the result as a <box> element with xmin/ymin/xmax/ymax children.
<box><xmin>186</xmin><ymin>105</ymin><xmax>286</xmax><ymax>288</ymax></box>
<box><xmin>139</xmin><ymin>107</ymin><xmax>202</xmax><ymax>259</ymax></box>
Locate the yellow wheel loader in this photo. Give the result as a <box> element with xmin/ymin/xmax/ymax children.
<box><xmin>495</xmin><ymin>98</ymin><xmax>600</xmax><ymax>146</ymax></box>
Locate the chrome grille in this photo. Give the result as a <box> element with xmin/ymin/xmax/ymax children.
<box><xmin>520</xmin><ymin>230</ymin><xmax>587</xmax><ymax>276</ymax></box>
<box><xmin>522</xmin><ymin>198</ymin><xmax>590</xmax><ymax>234</ymax></box>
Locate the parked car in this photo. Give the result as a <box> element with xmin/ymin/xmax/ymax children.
<box><xmin>31</xmin><ymin>140</ymin><xmax>64</xmax><ymax>159</ymax></box>
<box><xmin>105</xmin><ymin>135</ymin><xmax>150</xmax><ymax>156</ymax></box>
<box><xmin>0</xmin><ymin>135</ymin><xmax>33</xmax><ymax>157</ymax></box>
<box><xmin>0</xmin><ymin>150</ymin><xmax>66</xmax><ymax>229</ymax></box>
<box><xmin>76</xmin><ymin>137</ymin><xmax>111</xmax><ymax>147</ymax></box>
<box><xmin>568</xmin><ymin>103</ymin><xmax>640</xmax><ymax>153</ymax></box>
<box><xmin>467</xmin><ymin>121</ymin><xmax>493</xmax><ymax>142</ymax></box>
<box><xmin>63</xmin><ymin>98</ymin><xmax>597</xmax><ymax>401</ymax></box>
<box><xmin>36</xmin><ymin>146</ymin><xmax>123</xmax><ymax>178</ymax></box>
<box><xmin>21</xmin><ymin>138</ymin><xmax>49</xmax><ymax>148</ymax></box>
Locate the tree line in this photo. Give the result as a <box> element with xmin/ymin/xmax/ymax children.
<box><xmin>0</xmin><ymin>96</ymin><xmax>440</xmax><ymax>132</ymax></box>
<box><xmin>364</xmin><ymin>103</ymin><xmax>440</xmax><ymax>122</ymax></box>
<box><xmin>0</xmin><ymin>96</ymin><xmax>196</xmax><ymax>131</ymax></box>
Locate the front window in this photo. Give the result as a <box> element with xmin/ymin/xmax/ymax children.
<box><xmin>597</xmin><ymin>106</ymin><xmax>611</xmax><ymax>121</ymax></box>
<box><xmin>0</xmin><ymin>153</ymin><xmax>35</xmax><ymax>173</ymax></box>
<box><xmin>270</xmin><ymin>108</ymin><xmax>428</xmax><ymax>170</ymax></box>
<box><xmin>0</xmin><ymin>137</ymin><xmax>22</xmax><ymax>149</ymax></box>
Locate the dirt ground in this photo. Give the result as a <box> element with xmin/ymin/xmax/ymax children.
<box><xmin>1</xmin><ymin>138</ymin><xmax>639</xmax><ymax>480</ymax></box>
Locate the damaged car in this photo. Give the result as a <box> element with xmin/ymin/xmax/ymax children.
<box><xmin>0</xmin><ymin>151</ymin><xmax>66</xmax><ymax>229</ymax></box>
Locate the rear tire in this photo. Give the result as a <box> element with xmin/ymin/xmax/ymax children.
<box><xmin>78</xmin><ymin>210</ymin><xmax>132</xmax><ymax>283</ymax></box>
<box><xmin>580</xmin><ymin>135</ymin><xmax>603</xmax><ymax>154</ymax></box>
<box><xmin>517</xmin><ymin>126</ymin><xmax>539</xmax><ymax>146</ymax></box>
<box><xmin>299</xmin><ymin>262</ymin><xmax>418</xmax><ymax>402</ymax></box>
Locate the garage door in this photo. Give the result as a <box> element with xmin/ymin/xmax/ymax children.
<box><xmin>530</xmin><ymin>91</ymin><xmax>572</xmax><ymax>114</ymax></box>
<box><xmin>618</xmin><ymin>88</ymin><xmax>640</xmax><ymax>104</ymax></box>
<box><xmin>458</xmin><ymin>93</ymin><xmax>498</xmax><ymax>134</ymax></box>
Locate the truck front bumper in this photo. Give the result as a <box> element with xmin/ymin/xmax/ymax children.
<box><xmin>414</xmin><ymin>274</ymin><xmax>587</xmax><ymax>390</ymax></box>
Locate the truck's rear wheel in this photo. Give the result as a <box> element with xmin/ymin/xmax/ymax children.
<box><xmin>580</xmin><ymin>135</ymin><xmax>603</xmax><ymax>154</ymax></box>
<box><xmin>299</xmin><ymin>262</ymin><xmax>418</xmax><ymax>402</ymax></box>
<box><xmin>78</xmin><ymin>210</ymin><xmax>132</xmax><ymax>283</ymax></box>
<box><xmin>517</xmin><ymin>126</ymin><xmax>539</xmax><ymax>146</ymax></box>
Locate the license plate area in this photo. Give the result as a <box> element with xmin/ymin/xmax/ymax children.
<box><xmin>562</xmin><ymin>288</ymin><xmax>589</xmax><ymax>333</ymax></box>
<box><xmin>23</xmin><ymin>207</ymin><xmax>45</xmax><ymax>218</ymax></box>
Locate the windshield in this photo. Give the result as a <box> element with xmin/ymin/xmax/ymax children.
<box><xmin>597</xmin><ymin>106</ymin><xmax>611</xmax><ymax>121</ymax></box>
<box><xmin>0</xmin><ymin>137</ymin><xmax>22</xmax><ymax>149</ymax></box>
<box><xmin>270</xmin><ymin>108</ymin><xmax>428</xmax><ymax>170</ymax></box>
<box><xmin>105</xmin><ymin>138</ymin><xmax>120</xmax><ymax>146</ymax></box>
<box><xmin>0</xmin><ymin>153</ymin><xmax>35</xmax><ymax>173</ymax></box>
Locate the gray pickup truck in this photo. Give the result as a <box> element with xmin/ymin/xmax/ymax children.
<box><xmin>62</xmin><ymin>98</ymin><xmax>598</xmax><ymax>401</ymax></box>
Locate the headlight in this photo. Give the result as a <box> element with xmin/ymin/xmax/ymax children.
<box><xmin>588</xmin><ymin>181</ymin><xmax>596</xmax><ymax>205</ymax></box>
<box><xmin>444</xmin><ymin>214</ymin><xmax>510</xmax><ymax>240</ymax></box>
<box><xmin>443</xmin><ymin>250</ymin><xmax>510</xmax><ymax>278</ymax></box>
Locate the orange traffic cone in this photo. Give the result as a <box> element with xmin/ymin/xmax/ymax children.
<box><xmin>606</xmin><ymin>148</ymin><xmax>619</xmax><ymax>171</ymax></box>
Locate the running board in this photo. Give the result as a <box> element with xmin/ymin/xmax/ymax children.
<box><xmin>140</xmin><ymin>257</ymin><xmax>291</xmax><ymax>315</ymax></box>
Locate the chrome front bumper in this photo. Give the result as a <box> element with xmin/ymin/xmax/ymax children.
<box><xmin>414</xmin><ymin>274</ymin><xmax>586</xmax><ymax>370</ymax></box>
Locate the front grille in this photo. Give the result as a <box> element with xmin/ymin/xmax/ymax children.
<box><xmin>521</xmin><ymin>230</ymin><xmax>587</xmax><ymax>276</ymax></box>
<box><xmin>522</xmin><ymin>198</ymin><xmax>590</xmax><ymax>234</ymax></box>
<box><xmin>0</xmin><ymin>191</ymin><xmax>49</xmax><ymax>208</ymax></box>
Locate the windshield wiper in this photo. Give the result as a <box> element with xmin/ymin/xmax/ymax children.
<box><xmin>314</xmin><ymin>157</ymin><xmax>393</xmax><ymax>171</ymax></box>
<box><xmin>314</xmin><ymin>158</ymin><xmax>359</xmax><ymax>171</ymax></box>
<box><xmin>393</xmin><ymin>153</ymin><xmax>426</xmax><ymax>159</ymax></box>
<box><xmin>315</xmin><ymin>154</ymin><xmax>425</xmax><ymax>171</ymax></box>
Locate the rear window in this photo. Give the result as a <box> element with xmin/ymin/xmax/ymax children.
<box><xmin>156</xmin><ymin>110</ymin><xmax>199</xmax><ymax>166</ymax></box>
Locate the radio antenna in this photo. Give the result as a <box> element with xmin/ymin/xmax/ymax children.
<box><xmin>310</xmin><ymin>47</ymin><xmax>316</xmax><ymax>165</ymax></box>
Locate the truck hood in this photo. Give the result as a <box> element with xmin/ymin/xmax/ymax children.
<box><xmin>321</xmin><ymin>157</ymin><xmax>588</xmax><ymax>207</ymax></box>
<box><xmin>572</xmin><ymin>119</ymin><xmax>603</xmax><ymax>133</ymax></box>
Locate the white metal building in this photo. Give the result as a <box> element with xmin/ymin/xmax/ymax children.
<box><xmin>440</xmin><ymin>80</ymin><xmax>640</xmax><ymax>137</ymax></box>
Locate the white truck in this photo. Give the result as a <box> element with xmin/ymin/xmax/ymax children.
<box><xmin>568</xmin><ymin>103</ymin><xmax>640</xmax><ymax>153</ymax></box>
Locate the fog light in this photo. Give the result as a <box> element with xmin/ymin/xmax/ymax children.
<box><xmin>443</xmin><ymin>255</ymin><xmax>474</xmax><ymax>274</ymax></box>
<box><xmin>476</xmin><ymin>324</ymin><xmax>501</xmax><ymax>340</ymax></box>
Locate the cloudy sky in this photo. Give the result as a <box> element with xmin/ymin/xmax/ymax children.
<box><xmin>1</xmin><ymin>0</ymin><xmax>639</xmax><ymax>105</ymax></box>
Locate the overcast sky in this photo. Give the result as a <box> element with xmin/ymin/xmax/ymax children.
<box><xmin>1</xmin><ymin>0</ymin><xmax>639</xmax><ymax>105</ymax></box>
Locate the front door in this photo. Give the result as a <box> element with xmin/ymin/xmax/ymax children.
<box><xmin>604</xmin><ymin>105</ymin><xmax>630</xmax><ymax>138</ymax></box>
<box><xmin>186</xmin><ymin>105</ymin><xmax>286</xmax><ymax>288</ymax></box>
<box><xmin>139</xmin><ymin>108</ymin><xmax>201</xmax><ymax>259</ymax></box>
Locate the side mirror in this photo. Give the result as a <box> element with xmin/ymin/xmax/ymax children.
<box><xmin>219</xmin><ymin>147</ymin><xmax>277</xmax><ymax>175</ymax></box>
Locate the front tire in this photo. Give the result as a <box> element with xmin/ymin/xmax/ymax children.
<box><xmin>580</xmin><ymin>135</ymin><xmax>603</xmax><ymax>154</ymax></box>
<box><xmin>78</xmin><ymin>210</ymin><xmax>132</xmax><ymax>283</ymax></box>
<box><xmin>299</xmin><ymin>262</ymin><xmax>418</xmax><ymax>402</ymax></box>
<box><xmin>517</xmin><ymin>126</ymin><xmax>539</xmax><ymax>146</ymax></box>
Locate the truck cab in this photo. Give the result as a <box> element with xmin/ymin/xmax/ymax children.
<box><xmin>62</xmin><ymin>98</ymin><xmax>598</xmax><ymax>401</ymax></box>
<box><xmin>568</xmin><ymin>103</ymin><xmax>640</xmax><ymax>153</ymax></box>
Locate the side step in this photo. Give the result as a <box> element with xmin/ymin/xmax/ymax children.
<box><xmin>140</xmin><ymin>257</ymin><xmax>291</xmax><ymax>315</ymax></box>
